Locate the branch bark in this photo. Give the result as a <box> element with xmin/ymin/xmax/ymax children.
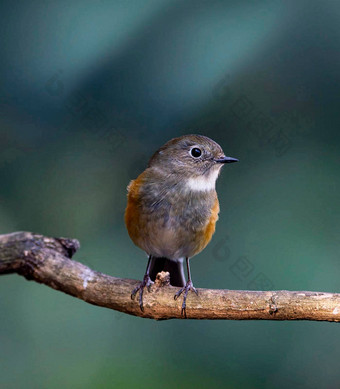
<box><xmin>1</xmin><ymin>231</ymin><xmax>339</xmax><ymax>322</ymax></box>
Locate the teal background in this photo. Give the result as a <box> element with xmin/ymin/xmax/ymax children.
<box><xmin>1</xmin><ymin>1</ymin><xmax>340</xmax><ymax>388</ymax></box>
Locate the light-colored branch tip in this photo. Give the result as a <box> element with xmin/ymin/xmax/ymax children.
<box><xmin>0</xmin><ymin>231</ymin><xmax>339</xmax><ymax>322</ymax></box>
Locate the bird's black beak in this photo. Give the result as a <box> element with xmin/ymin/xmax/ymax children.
<box><xmin>214</xmin><ymin>156</ymin><xmax>239</xmax><ymax>163</ymax></box>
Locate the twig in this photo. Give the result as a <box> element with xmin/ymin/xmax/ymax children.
<box><xmin>0</xmin><ymin>231</ymin><xmax>339</xmax><ymax>321</ymax></box>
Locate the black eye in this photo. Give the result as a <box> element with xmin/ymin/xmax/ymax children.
<box><xmin>190</xmin><ymin>147</ymin><xmax>202</xmax><ymax>158</ymax></box>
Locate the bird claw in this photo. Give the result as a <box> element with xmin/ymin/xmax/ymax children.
<box><xmin>131</xmin><ymin>274</ymin><xmax>154</xmax><ymax>312</ymax></box>
<box><xmin>174</xmin><ymin>280</ymin><xmax>198</xmax><ymax>318</ymax></box>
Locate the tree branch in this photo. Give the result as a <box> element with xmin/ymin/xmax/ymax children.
<box><xmin>1</xmin><ymin>231</ymin><xmax>339</xmax><ymax>322</ymax></box>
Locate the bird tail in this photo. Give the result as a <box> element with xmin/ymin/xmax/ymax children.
<box><xmin>149</xmin><ymin>257</ymin><xmax>186</xmax><ymax>287</ymax></box>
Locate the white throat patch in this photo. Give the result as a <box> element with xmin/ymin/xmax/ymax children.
<box><xmin>186</xmin><ymin>168</ymin><xmax>220</xmax><ymax>192</ymax></box>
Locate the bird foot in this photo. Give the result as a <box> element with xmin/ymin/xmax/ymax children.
<box><xmin>131</xmin><ymin>274</ymin><xmax>154</xmax><ymax>312</ymax></box>
<box><xmin>174</xmin><ymin>280</ymin><xmax>198</xmax><ymax>318</ymax></box>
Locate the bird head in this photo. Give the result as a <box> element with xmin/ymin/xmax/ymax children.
<box><xmin>148</xmin><ymin>134</ymin><xmax>238</xmax><ymax>191</ymax></box>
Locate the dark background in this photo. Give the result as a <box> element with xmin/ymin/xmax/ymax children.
<box><xmin>1</xmin><ymin>1</ymin><xmax>340</xmax><ymax>388</ymax></box>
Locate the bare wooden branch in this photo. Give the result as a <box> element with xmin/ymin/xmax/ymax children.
<box><xmin>1</xmin><ymin>231</ymin><xmax>339</xmax><ymax>321</ymax></box>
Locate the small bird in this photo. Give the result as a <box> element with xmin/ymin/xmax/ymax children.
<box><xmin>125</xmin><ymin>134</ymin><xmax>238</xmax><ymax>315</ymax></box>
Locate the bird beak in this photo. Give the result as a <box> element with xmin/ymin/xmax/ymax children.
<box><xmin>214</xmin><ymin>156</ymin><xmax>239</xmax><ymax>163</ymax></box>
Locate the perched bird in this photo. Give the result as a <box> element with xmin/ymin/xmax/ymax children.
<box><xmin>125</xmin><ymin>134</ymin><xmax>238</xmax><ymax>315</ymax></box>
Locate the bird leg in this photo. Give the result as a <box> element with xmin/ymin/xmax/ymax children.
<box><xmin>131</xmin><ymin>255</ymin><xmax>154</xmax><ymax>312</ymax></box>
<box><xmin>174</xmin><ymin>257</ymin><xmax>198</xmax><ymax>317</ymax></box>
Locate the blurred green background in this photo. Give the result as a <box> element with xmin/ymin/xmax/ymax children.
<box><xmin>1</xmin><ymin>0</ymin><xmax>340</xmax><ymax>388</ymax></box>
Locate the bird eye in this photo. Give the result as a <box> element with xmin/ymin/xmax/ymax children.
<box><xmin>190</xmin><ymin>147</ymin><xmax>202</xmax><ymax>158</ymax></box>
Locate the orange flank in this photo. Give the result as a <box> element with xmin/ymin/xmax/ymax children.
<box><xmin>196</xmin><ymin>197</ymin><xmax>220</xmax><ymax>255</ymax></box>
<box><xmin>124</xmin><ymin>172</ymin><xmax>145</xmax><ymax>247</ymax></box>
